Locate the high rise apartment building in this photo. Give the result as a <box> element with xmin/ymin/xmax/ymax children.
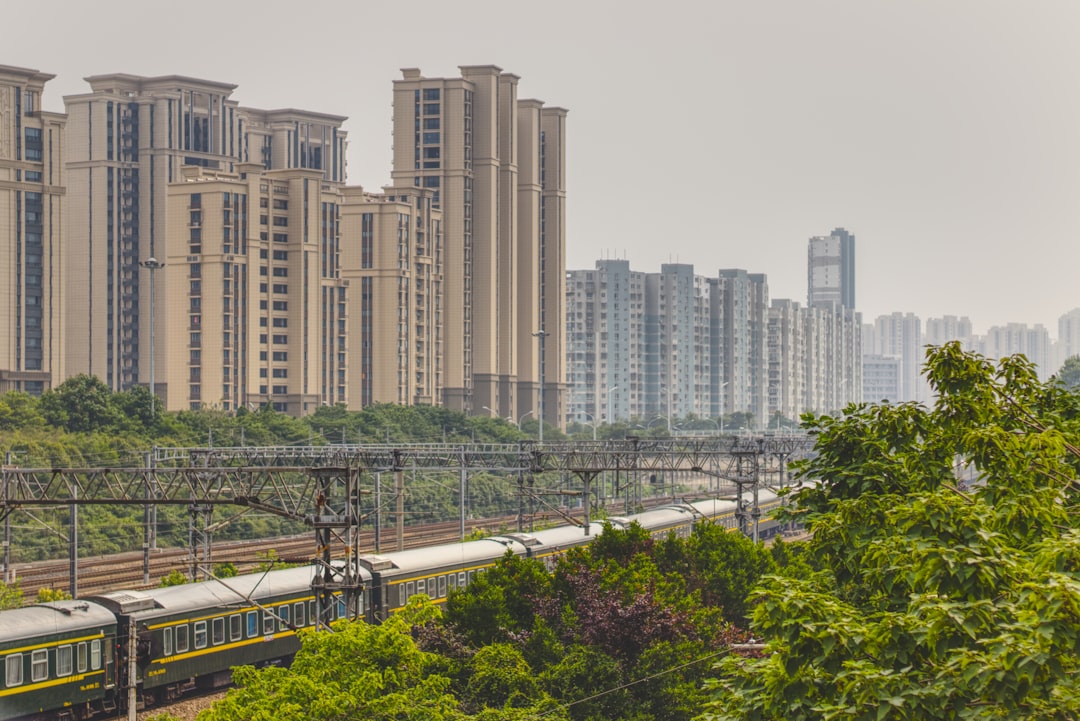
<box><xmin>162</xmin><ymin>165</ymin><xmax>348</xmax><ymax>413</ymax></box>
<box><xmin>715</xmin><ymin>269</ymin><xmax>770</xmax><ymax>425</ymax></box>
<box><xmin>871</xmin><ymin>312</ymin><xmax>923</xmax><ymax>402</ymax></box>
<box><xmin>644</xmin><ymin>264</ymin><xmax>698</xmax><ymax>425</ymax></box>
<box><xmin>565</xmin><ymin>260</ymin><xmax>644</xmax><ymax>424</ymax></box>
<box><xmin>339</xmin><ymin>185</ymin><xmax>443</xmax><ymax>408</ymax></box>
<box><xmin>63</xmin><ymin>74</ymin><xmax>349</xmax><ymax>403</ymax></box>
<box><xmin>767</xmin><ymin>299</ymin><xmax>804</xmax><ymax>422</ymax></box>
<box><xmin>390</xmin><ymin>66</ymin><xmax>567</xmax><ymax>428</ymax></box>
<box><xmin>0</xmin><ymin>65</ymin><xmax>65</xmax><ymax>394</ymax></box>
<box><xmin>1058</xmin><ymin>309</ymin><xmax>1080</xmax><ymax>368</ymax></box>
<box><xmin>924</xmin><ymin>315</ymin><xmax>973</xmax><ymax>350</ymax></box>
<box><xmin>808</xmin><ymin>227</ymin><xmax>855</xmax><ymax>310</ymax></box>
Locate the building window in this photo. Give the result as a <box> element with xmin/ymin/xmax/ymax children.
<box><xmin>31</xmin><ymin>650</ymin><xmax>47</xmax><ymax>682</ymax></box>
<box><xmin>56</xmin><ymin>646</ymin><xmax>73</xmax><ymax>677</ymax></box>
<box><xmin>6</xmin><ymin>654</ymin><xmax>22</xmax><ymax>686</ymax></box>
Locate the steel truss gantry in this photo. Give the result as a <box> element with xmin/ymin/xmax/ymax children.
<box><xmin>1</xmin><ymin>435</ymin><xmax>813</xmax><ymax>624</ymax></box>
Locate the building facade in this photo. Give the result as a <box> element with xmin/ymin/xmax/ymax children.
<box><xmin>0</xmin><ymin>65</ymin><xmax>65</xmax><ymax>395</ymax></box>
<box><xmin>390</xmin><ymin>66</ymin><xmax>567</xmax><ymax>428</ymax></box>
<box><xmin>63</xmin><ymin>74</ymin><xmax>349</xmax><ymax>405</ymax></box>
<box><xmin>339</xmin><ymin>185</ymin><xmax>443</xmax><ymax>408</ymax></box>
<box><xmin>808</xmin><ymin>227</ymin><xmax>855</xmax><ymax>310</ymax></box>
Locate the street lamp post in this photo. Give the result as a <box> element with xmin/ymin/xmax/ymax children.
<box><xmin>533</xmin><ymin>330</ymin><xmax>548</xmax><ymax>443</ymax></box>
<box><xmin>481</xmin><ymin>405</ymin><xmax>496</xmax><ymax>417</ymax></box>
<box><xmin>140</xmin><ymin>257</ymin><xmax>164</xmax><ymax>414</ymax></box>
<box><xmin>516</xmin><ymin>409</ymin><xmax>534</xmax><ymax>431</ymax></box>
<box><xmin>606</xmin><ymin>385</ymin><xmax>619</xmax><ymax>426</ymax></box>
<box><xmin>581</xmin><ymin>412</ymin><xmax>597</xmax><ymax>441</ymax></box>
<box><xmin>719</xmin><ymin>381</ymin><xmax>729</xmax><ymax>434</ymax></box>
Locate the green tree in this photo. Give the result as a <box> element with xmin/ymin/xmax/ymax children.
<box><xmin>0</xmin><ymin>581</ymin><xmax>23</xmax><ymax>609</ymax></box>
<box><xmin>703</xmin><ymin>342</ymin><xmax>1080</xmax><ymax>720</ymax></box>
<box><xmin>1056</xmin><ymin>354</ymin><xmax>1080</xmax><ymax>390</ymax></box>
<box><xmin>38</xmin><ymin>374</ymin><xmax>126</xmax><ymax>434</ymax></box>
<box><xmin>36</xmin><ymin>587</ymin><xmax>73</xmax><ymax>602</ymax></box>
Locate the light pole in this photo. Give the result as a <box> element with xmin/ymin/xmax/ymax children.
<box><xmin>581</xmin><ymin>412</ymin><xmax>597</xmax><ymax>441</ymax></box>
<box><xmin>140</xmin><ymin>257</ymin><xmax>164</xmax><ymax>414</ymax></box>
<box><xmin>606</xmin><ymin>385</ymin><xmax>619</xmax><ymax>427</ymax></box>
<box><xmin>481</xmin><ymin>405</ymin><xmax>496</xmax><ymax>417</ymax></box>
<box><xmin>533</xmin><ymin>330</ymin><xmax>548</xmax><ymax>443</ymax></box>
<box><xmin>719</xmin><ymin>381</ymin><xmax>729</xmax><ymax>434</ymax></box>
<box><xmin>660</xmin><ymin>383</ymin><xmax>672</xmax><ymax>433</ymax></box>
<box><xmin>516</xmin><ymin>409</ymin><xmax>534</xmax><ymax>431</ymax></box>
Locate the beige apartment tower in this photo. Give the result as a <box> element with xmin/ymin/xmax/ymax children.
<box><xmin>64</xmin><ymin>73</ymin><xmax>348</xmax><ymax>402</ymax></box>
<box><xmin>161</xmin><ymin>164</ymin><xmax>348</xmax><ymax>413</ymax></box>
<box><xmin>0</xmin><ymin>65</ymin><xmax>66</xmax><ymax>394</ymax></box>
<box><xmin>339</xmin><ymin>185</ymin><xmax>443</xmax><ymax>409</ymax></box>
<box><xmin>391</xmin><ymin>66</ymin><xmax>567</xmax><ymax>429</ymax></box>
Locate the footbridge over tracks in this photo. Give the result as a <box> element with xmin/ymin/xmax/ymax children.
<box><xmin>2</xmin><ymin>434</ymin><xmax>814</xmax><ymax>627</ymax></box>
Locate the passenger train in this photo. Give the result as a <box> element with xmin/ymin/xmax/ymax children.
<box><xmin>0</xmin><ymin>490</ymin><xmax>784</xmax><ymax>721</ymax></box>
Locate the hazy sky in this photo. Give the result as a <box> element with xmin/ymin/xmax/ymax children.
<box><xmin>8</xmin><ymin>0</ymin><xmax>1079</xmax><ymax>334</ymax></box>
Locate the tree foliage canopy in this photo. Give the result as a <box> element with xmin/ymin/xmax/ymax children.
<box><xmin>703</xmin><ymin>342</ymin><xmax>1080</xmax><ymax>720</ymax></box>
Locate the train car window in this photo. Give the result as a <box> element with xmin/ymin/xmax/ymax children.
<box><xmin>458</xmin><ymin>571</ymin><xmax>466</xmax><ymax>588</ymax></box>
<box><xmin>230</xmin><ymin>614</ymin><xmax>242</xmax><ymax>642</ymax></box>
<box><xmin>194</xmin><ymin>621</ymin><xmax>207</xmax><ymax>650</ymax></box>
<box><xmin>31</xmin><ymin>649</ymin><xmax>47</xmax><ymax>682</ymax></box>
<box><xmin>448</xmin><ymin>574</ymin><xmax>456</xmax><ymax>592</ymax></box>
<box><xmin>309</xmin><ymin>601</ymin><xmax>316</xmax><ymax>624</ymax></box>
<box><xmin>174</xmin><ymin>626</ymin><xmax>189</xmax><ymax>654</ymax></box>
<box><xmin>246</xmin><ymin>611</ymin><xmax>258</xmax><ymax>638</ymax></box>
<box><xmin>337</xmin><ymin>596</ymin><xmax>346</xmax><ymax>619</ymax></box>
<box><xmin>77</xmin><ymin>642</ymin><xmax>88</xmax><ymax>673</ymax></box>
<box><xmin>263</xmin><ymin>612</ymin><xmax>275</xmax><ymax>635</ymax></box>
<box><xmin>293</xmin><ymin>602</ymin><xmax>305</xmax><ymax>627</ymax></box>
<box><xmin>57</xmin><ymin>645</ymin><xmax>72</xmax><ymax>677</ymax></box>
<box><xmin>398</xmin><ymin>583</ymin><xmax>407</xmax><ymax>607</ymax></box>
<box><xmin>212</xmin><ymin>618</ymin><xmax>225</xmax><ymax>645</ymax></box>
<box><xmin>278</xmin><ymin>604</ymin><xmax>290</xmax><ymax>631</ymax></box>
<box><xmin>5</xmin><ymin>653</ymin><xmax>22</xmax><ymax>687</ymax></box>
<box><xmin>406</xmin><ymin>581</ymin><xmax>415</xmax><ymax>603</ymax></box>
<box><xmin>163</xmin><ymin>628</ymin><xmax>173</xmax><ymax>656</ymax></box>
<box><xmin>438</xmin><ymin>575</ymin><xmax>447</xmax><ymax>597</ymax></box>
<box><xmin>416</xmin><ymin>579</ymin><xmax>426</xmax><ymax>596</ymax></box>
<box><xmin>91</xmin><ymin>639</ymin><xmax>102</xmax><ymax>669</ymax></box>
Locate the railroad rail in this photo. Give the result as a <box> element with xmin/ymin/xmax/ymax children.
<box><xmin>2</xmin><ymin>436</ymin><xmax>814</xmax><ymax>622</ymax></box>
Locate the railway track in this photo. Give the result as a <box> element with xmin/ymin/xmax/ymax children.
<box><xmin>6</xmin><ymin>492</ymin><xmax>706</xmax><ymax>601</ymax></box>
<box><xmin>9</xmin><ymin>515</ymin><xmax>528</xmax><ymax>601</ymax></box>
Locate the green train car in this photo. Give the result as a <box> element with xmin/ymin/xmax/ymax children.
<box><xmin>0</xmin><ymin>600</ymin><xmax>117</xmax><ymax>721</ymax></box>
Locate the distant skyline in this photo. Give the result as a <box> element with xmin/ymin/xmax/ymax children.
<box><xmin>9</xmin><ymin>0</ymin><xmax>1079</xmax><ymax>334</ymax></box>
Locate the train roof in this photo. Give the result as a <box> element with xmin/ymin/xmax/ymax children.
<box><xmin>87</xmin><ymin>564</ymin><xmax>331</xmax><ymax>619</ymax></box>
<box><xmin>627</xmin><ymin>505</ymin><xmax>697</xmax><ymax>529</ymax></box>
<box><xmin>358</xmin><ymin>536</ymin><xmax>526</xmax><ymax>576</ymax></box>
<box><xmin>512</xmin><ymin>522</ymin><xmax>607</xmax><ymax>549</ymax></box>
<box><xmin>0</xmin><ymin>600</ymin><xmax>116</xmax><ymax>644</ymax></box>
